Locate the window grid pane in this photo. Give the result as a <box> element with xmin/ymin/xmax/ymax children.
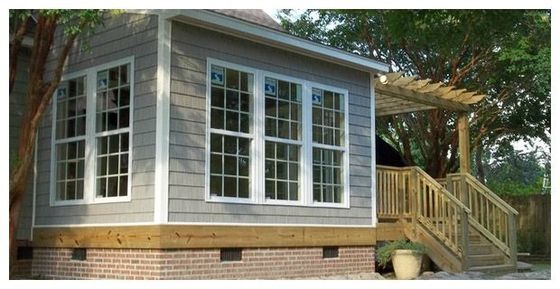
<box><xmin>96</xmin><ymin>64</ymin><xmax>131</xmax><ymax>132</ymax></box>
<box><xmin>312</xmin><ymin>148</ymin><xmax>343</xmax><ymax>203</ymax></box>
<box><xmin>312</xmin><ymin>88</ymin><xmax>344</xmax><ymax>146</ymax></box>
<box><xmin>265</xmin><ymin>141</ymin><xmax>299</xmax><ymax>201</ymax></box>
<box><xmin>55</xmin><ymin>140</ymin><xmax>86</xmax><ymax>201</ymax></box>
<box><xmin>95</xmin><ymin>132</ymin><xmax>129</xmax><ymax>198</ymax></box>
<box><xmin>209</xmin><ymin>133</ymin><xmax>251</xmax><ymax>199</ymax></box>
<box><xmin>210</xmin><ymin>65</ymin><xmax>253</xmax><ymax>134</ymax></box>
<box><xmin>56</xmin><ymin>76</ymin><xmax>87</xmax><ymax>139</ymax></box>
<box><xmin>264</xmin><ymin>77</ymin><xmax>302</xmax><ymax>140</ymax></box>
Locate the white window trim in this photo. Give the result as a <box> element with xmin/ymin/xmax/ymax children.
<box><xmin>205</xmin><ymin>58</ymin><xmax>350</xmax><ymax>209</ymax></box>
<box><xmin>50</xmin><ymin>56</ymin><xmax>135</xmax><ymax>207</ymax></box>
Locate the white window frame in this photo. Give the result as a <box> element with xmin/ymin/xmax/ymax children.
<box><xmin>50</xmin><ymin>56</ymin><xmax>134</xmax><ymax>206</ymax></box>
<box><xmin>205</xmin><ymin>58</ymin><xmax>259</xmax><ymax>204</ymax></box>
<box><xmin>306</xmin><ymin>82</ymin><xmax>350</xmax><ymax>208</ymax></box>
<box><xmin>205</xmin><ymin>58</ymin><xmax>350</xmax><ymax>208</ymax></box>
<box><xmin>260</xmin><ymin>72</ymin><xmax>305</xmax><ymax>206</ymax></box>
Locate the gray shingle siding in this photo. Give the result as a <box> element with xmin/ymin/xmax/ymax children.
<box><xmin>11</xmin><ymin>49</ymin><xmax>34</xmax><ymax>240</ymax></box>
<box><xmin>33</xmin><ymin>13</ymin><xmax>158</xmax><ymax>226</ymax></box>
<box><xmin>167</xmin><ymin>21</ymin><xmax>376</xmax><ymax>226</ymax></box>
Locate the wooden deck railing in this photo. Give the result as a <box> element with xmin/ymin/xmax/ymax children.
<box><xmin>377</xmin><ymin>166</ymin><xmax>471</xmax><ymax>258</ymax></box>
<box><xmin>376</xmin><ymin>165</ymin><xmax>412</xmax><ymax>219</ymax></box>
<box><xmin>445</xmin><ymin>173</ymin><xmax>519</xmax><ymax>265</ymax></box>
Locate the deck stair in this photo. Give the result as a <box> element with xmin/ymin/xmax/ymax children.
<box><xmin>377</xmin><ymin>165</ymin><xmax>519</xmax><ymax>273</ymax></box>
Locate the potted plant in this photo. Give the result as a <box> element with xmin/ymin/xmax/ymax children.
<box><xmin>377</xmin><ymin>239</ymin><xmax>426</xmax><ymax>280</ymax></box>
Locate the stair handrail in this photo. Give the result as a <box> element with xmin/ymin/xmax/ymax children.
<box><xmin>410</xmin><ymin>166</ymin><xmax>471</xmax><ymax>264</ymax></box>
<box><xmin>412</xmin><ymin>167</ymin><xmax>472</xmax><ymax>214</ymax></box>
<box><xmin>446</xmin><ymin>172</ymin><xmax>518</xmax><ymax>266</ymax></box>
<box><xmin>463</xmin><ymin>173</ymin><xmax>519</xmax><ymax>215</ymax></box>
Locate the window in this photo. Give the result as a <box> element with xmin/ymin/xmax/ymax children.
<box><xmin>95</xmin><ymin>64</ymin><xmax>131</xmax><ymax>199</ymax></box>
<box><xmin>51</xmin><ymin>57</ymin><xmax>133</xmax><ymax>205</ymax></box>
<box><xmin>206</xmin><ymin>59</ymin><xmax>349</xmax><ymax>208</ymax></box>
<box><xmin>311</xmin><ymin>88</ymin><xmax>346</xmax><ymax>204</ymax></box>
<box><xmin>264</xmin><ymin>77</ymin><xmax>302</xmax><ymax>202</ymax></box>
<box><xmin>208</xmin><ymin>64</ymin><xmax>254</xmax><ymax>200</ymax></box>
<box><xmin>54</xmin><ymin>76</ymin><xmax>87</xmax><ymax>201</ymax></box>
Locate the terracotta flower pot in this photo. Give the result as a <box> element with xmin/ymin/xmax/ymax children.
<box><xmin>391</xmin><ymin>249</ymin><xmax>423</xmax><ymax>280</ymax></box>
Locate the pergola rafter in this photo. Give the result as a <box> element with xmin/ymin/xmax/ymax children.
<box><xmin>374</xmin><ymin>72</ymin><xmax>486</xmax><ymax>116</ymax></box>
<box><xmin>373</xmin><ymin>73</ymin><xmax>486</xmax><ymax>174</ymax></box>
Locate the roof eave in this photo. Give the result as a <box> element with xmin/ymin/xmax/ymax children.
<box><xmin>162</xmin><ymin>10</ymin><xmax>389</xmax><ymax>73</ymax></box>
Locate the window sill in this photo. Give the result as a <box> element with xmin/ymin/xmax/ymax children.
<box><xmin>309</xmin><ymin>202</ymin><xmax>350</xmax><ymax>209</ymax></box>
<box><xmin>206</xmin><ymin>196</ymin><xmax>256</xmax><ymax>204</ymax></box>
<box><xmin>205</xmin><ymin>197</ymin><xmax>350</xmax><ymax>209</ymax></box>
<box><xmin>92</xmin><ymin>196</ymin><xmax>132</xmax><ymax>204</ymax></box>
<box><xmin>50</xmin><ymin>199</ymin><xmax>89</xmax><ymax>207</ymax></box>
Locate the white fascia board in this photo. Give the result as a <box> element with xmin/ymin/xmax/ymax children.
<box><xmin>165</xmin><ymin>10</ymin><xmax>389</xmax><ymax>73</ymax></box>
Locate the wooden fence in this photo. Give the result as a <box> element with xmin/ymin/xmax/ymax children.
<box><xmin>501</xmin><ymin>194</ymin><xmax>551</xmax><ymax>257</ymax></box>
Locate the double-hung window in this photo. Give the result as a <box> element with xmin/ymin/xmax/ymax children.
<box><xmin>95</xmin><ymin>65</ymin><xmax>131</xmax><ymax>199</ymax></box>
<box><xmin>311</xmin><ymin>88</ymin><xmax>346</xmax><ymax>204</ymax></box>
<box><xmin>208</xmin><ymin>63</ymin><xmax>255</xmax><ymax>201</ymax></box>
<box><xmin>205</xmin><ymin>58</ymin><xmax>349</xmax><ymax>208</ymax></box>
<box><xmin>54</xmin><ymin>76</ymin><xmax>87</xmax><ymax>202</ymax></box>
<box><xmin>264</xmin><ymin>77</ymin><xmax>302</xmax><ymax>202</ymax></box>
<box><xmin>51</xmin><ymin>57</ymin><xmax>133</xmax><ymax>205</ymax></box>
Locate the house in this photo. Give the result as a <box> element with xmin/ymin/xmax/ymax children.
<box><xmin>10</xmin><ymin>10</ymin><xmax>519</xmax><ymax>279</ymax></box>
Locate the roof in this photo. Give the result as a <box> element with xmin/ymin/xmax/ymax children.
<box><xmin>208</xmin><ymin>9</ymin><xmax>284</xmax><ymax>31</ymax></box>
<box><xmin>163</xmin><ymin>10</ymin><xmax>389</xmax><ymax>72</ymax></box>
<box><xmin>375</xmin><ymin>73</ymin><xmax>485</xmax><ymax>116</ymax></box>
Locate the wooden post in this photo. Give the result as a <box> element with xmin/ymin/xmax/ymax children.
<box><xmin>410</xmin><ymin>168</ymin><xmax>418</xmax><ymax>237</ymax></box>
<box><xmin>460</xmin><ymin>174</ymin><xmax>469</xmax><ymax>209</ymax></box>
<box><xmin>399</xmin><ymin>172</ymin><xmax>404</xmax><ymax>220</ymax></box>
<box><xmin>508</xmin><ymin>213</ymin><xmax>518</xmax><ymax>269</ymax></box>
<box><xmin>446</xmin><ymin>175</ymin><xmax>454</xmax><ymax>196</ymax></box>
<box><xmin>461</xmin><ymin>209</ymin><xmax>470</xmax><ymax>270</ymax></box>
<box><xmin>458</xmin><ymin>112</ymin><xmax>471</xmax><ymax>174</ymax></box>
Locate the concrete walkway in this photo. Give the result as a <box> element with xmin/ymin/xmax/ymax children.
<box><xmin>310</xmin><ymin>268</ymin><xmax>550</xmax><ymax>280</ymax></box>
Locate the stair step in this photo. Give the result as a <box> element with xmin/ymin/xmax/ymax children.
<box><xmin>451</xmin><ymin>234</ymin><xmax>482</xmax><ymax>242</ymax></box>
<box><xmin>468</xmin><ymin>264</ymin><xmax>516</xmax><ymax>274</ymax></box>
<box><xmin>468</xmin><ymin>254</ymin><xmax>506</xmax><ymax>267</ymax></box>
<box><xmin>469</xmin><ymin>244</ymin><xmax>494</xmax><ymax>255</ymax></box>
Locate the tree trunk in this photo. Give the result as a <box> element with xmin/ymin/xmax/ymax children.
<box><xmin>8</xmin><ymin>13</ymin><xmax>76</xmax><ymax>270</ymax></box>
<box><xmin>476</xmin><ymin>144</ymin><xmax>486</xmax><ymax>184</ymax></box>
<box><xmin>9</xmin><ymin>186</ymin><xmax>25</xmax><ymax>268</ymax></box>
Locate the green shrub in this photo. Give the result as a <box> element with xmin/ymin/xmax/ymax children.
<box><xmin>377</xmin><ymin>239</ymin><xmax>426</xmax><ymax>268</ymax></box>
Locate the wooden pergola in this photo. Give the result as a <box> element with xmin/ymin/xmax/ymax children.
<box><xmin>374</xmin><ymin>72</ymin><xmax>486</xmax><ymax>174</ymax></box>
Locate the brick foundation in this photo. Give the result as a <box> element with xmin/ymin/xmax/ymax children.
<box><xmin>11</xmin><ymin>259</ymin><xmax>33</xmax><ymax>278</ymax></box>
<box><xmin>30</xmin><ymin>246</ymin><xmax>375</xmax><ymax>279</ymax></box>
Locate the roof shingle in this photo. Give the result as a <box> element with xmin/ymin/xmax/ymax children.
<box><xmin>208</xmin><ymin>9</ymin><xmax>284</xmax><ymax>31</ymax></box>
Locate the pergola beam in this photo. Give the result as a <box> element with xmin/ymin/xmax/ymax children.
<box><xmin>377</xmin><ymin>105</ymin><xmax>436</xmax><ymax>117</ymax></box>
<box><xmin>376</xmin><ymin>84</ymin><xmax>471</xmax><ymax>112</ymax></box>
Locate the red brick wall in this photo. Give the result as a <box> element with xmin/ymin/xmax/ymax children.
<box><xmin>30</xmin><ymin>246</ymin><xmax>375</xmax><ymax>279</ymax></box>
<box><xmin>10</xmin><ymin>259</ymin><xmax>32</xmax><ymax>278</ymax></box>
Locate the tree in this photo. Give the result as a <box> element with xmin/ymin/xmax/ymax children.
<box><xmin>278</xmin><ymin>10</ymin><xmax>551</xmax><ymax>178</ymax></box>
<box><xmin>482</xmin><ymin>143</ymin><xmax>549</xmax><ymax>196</ymax></box>
<box><xmin>9</xmin><ymin>9</ymin><xmax>107</xmax><ymax>267</ymax></box>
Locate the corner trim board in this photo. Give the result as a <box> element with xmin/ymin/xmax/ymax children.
<box><xmin>154</xmin><ymin>15</ymin><xmax>172</xmax><ymax>224</ymax></box>
<box><xmin>370</xmin><ymin>73</ymin><xmax>377</xmax><ymax>226</ymax></box>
